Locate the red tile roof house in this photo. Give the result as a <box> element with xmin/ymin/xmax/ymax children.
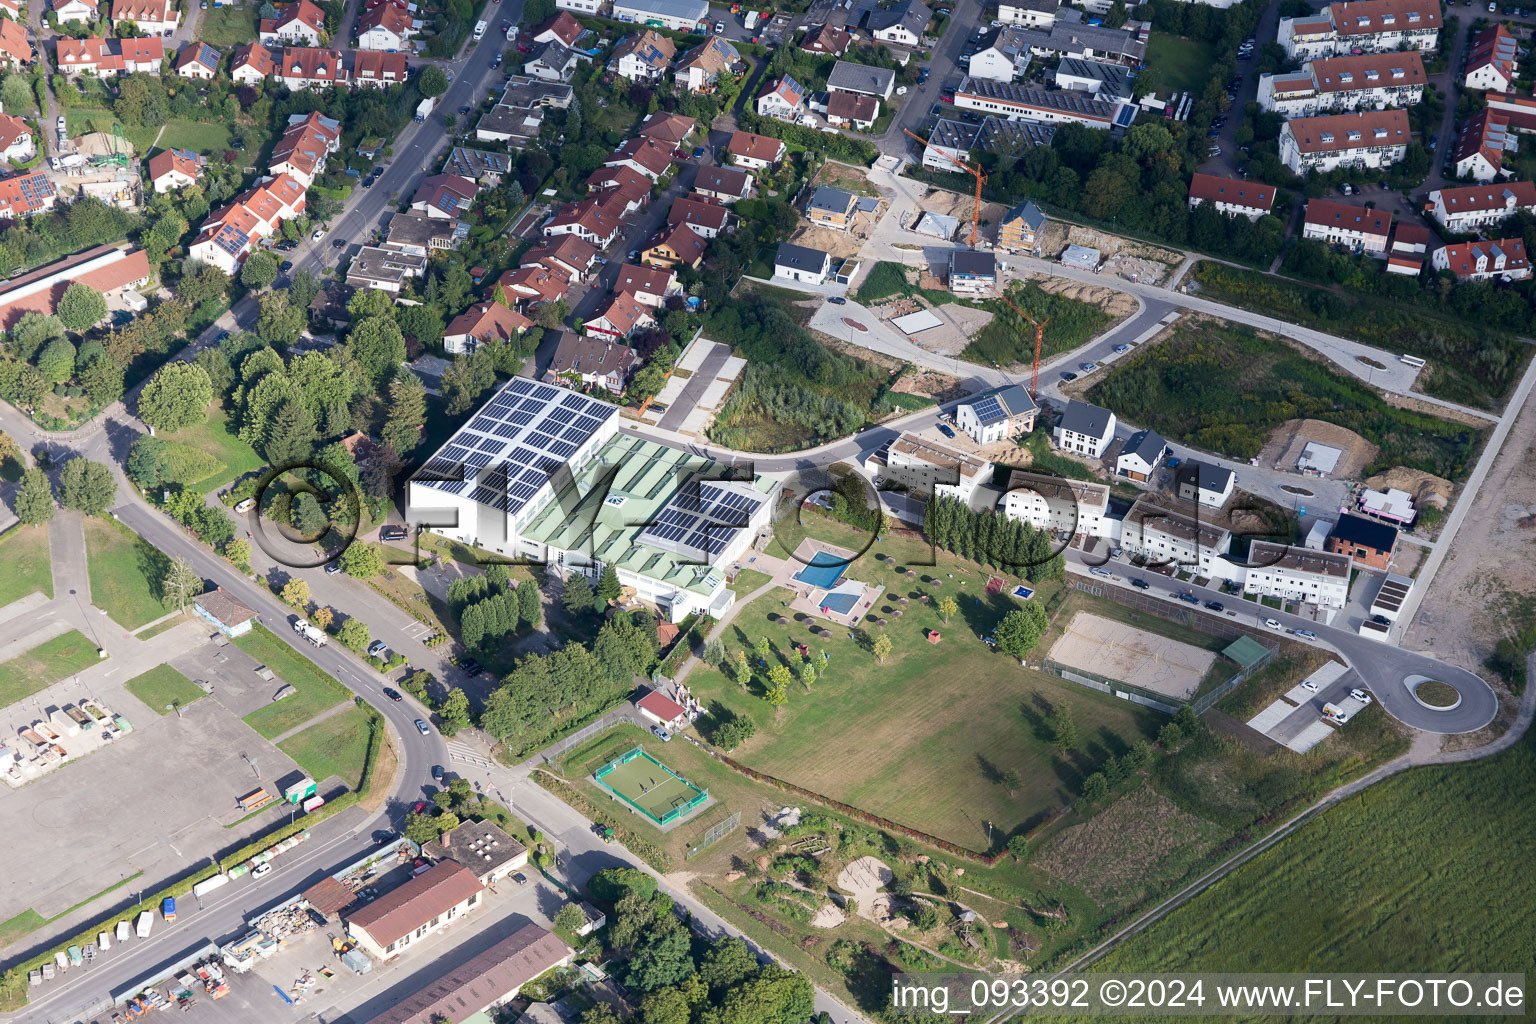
<box><xmin>1302</xmin><ymin>199</ymin><xmax>1393</xmax><ymax>256</ymax></box>
<box><xmin>0</xmin><ymin>112</ymin><xmax>35</xmax><ymax>164</ymax></box>
<box><xmin>111</xmin><ymin>0</ymin><xmax>179</xmax><ymax>35</ymax></box>
<box><xmin>544</xmin><ymin>330</ymin><xmax>640</xmax><ymax>393</ymax></box>
<box><xmin>635</xmin><ymin>688</ymin><xmax>689</xmax><ymax>731</ymax></box>
<box><xmin>1431</xmin><ymin>237</ymin><xmax>1532</xmax><ymax>281</ymax></box>
<box><xmin>275</xmin><ymin>46</ymin><xmax>349</xmax><ymax>90</ymax></box>
<box><xmin>612</xmin><ymin>263</ymin><xmax>679</xmax><ymax>308</ymax></box>
<box><xmin>495</xmin><ymin>264</ymin><xmax>569</xmax><ymax>307</ymax></box>
<box><xmin>147</xmin><ymin>148</ymin><xmax>203</xmax><ymax>193</ymax></box>
<box><xmin>0</xmin><ymin>171</ymin><xmax>57</xmax><ymax>218</ymax></box>
<box><xmin>231</xmin><ymin>42</ymin><xmax>277</xmax><ymax>84</ymax></box>
<box><xmin>585</xmin><ymin>290</ymin><xmax>655</xmax><ymax>340</ymax></box>
<box><xmin>603</xmin><ymin>136</ymin><xmax>674</xmax><ymax>182</ymax></box>
<box><xmin>410</xmin><ymin>173</ymin><xmax>478</xmax><ymax>218</ymax></box>
<box><xmin>443</xmin><ymin>300</ymin><xmax>533</xmax><ymax>354</ymax></box>
<box><xmin>521</xmin><ymin>234</ymin><xmax>598</xmax><ymax>284</ymax></box>
<box><xmin>1186</xmin><ymin>172</ymin><xmax>1275</xmax><ymax>221</ymax></box>
<box><xmin>641</xmin><ymin>221</ymin><xmax>709</xmax><ymax>269</ymax></box>
<box><xmin>1427</xmin><ymin>180</ymin><xmax>1536</xmax><ymax>234</ymax></box>
<box><xmin>801</xmin><ymin>23</ymin><xmax>852</xmax><ymax>55</ymax></box>
<box><xmin>51</xmin><ymin>0</ymin><xmax>97</xmax><ymax>24</ymax></box>
<box><xmin>1386</xmin><ymin>221</ymin><xmax>1428</xmax><ymax>276</ymax></box>
<box><xmin>260</xmin><ymin>0</ymin><xmax>327</xmax><ymax>45</ymax></box>
<box><xmin>188</xmin><ymin>173</ymin><xmax>307</xmax><ymax>273</ymax></box>
<box><xmin>544</xmin><ymin>195</ymin><xmax>625</xmax><ymax>247</ymax></box>
<box><xmin>357</xmin><ymin>1</ymin><xmax>414</xmax><ymax>50</ymax></box>
<box><xmin>0</xmin><ymin>19</ymin><xmax>32</xmax><ymax>68</ymax></box>
<box><xmin>756</xmin><ymin>74</ymin><xmax>806</xmax><ymax>119</ymax></box>
<box><xmin>726</xmin><ymin>130</ymin><xmax>784</xmax><ymax>170</ymax></box>
<box><xmin>667</xmin><ymin>194</ymin><xmax>730</xmax><ymax>237</ymax></box>
<box><xmin>826</xmin><ymin>91</ymin><xmax>880</xmax><ymax>130</ymax></box>
<box><xmin>636</xmin><ymin>111</ymin><xmax>696</xmax><ymax>146</ymax></box>
<box><xmin>1464</xmin><ymin>23</ymin><xmax>1517</xmax><ymax>93</ymax></box>
<box><xmin>268</xmin><ymin>111</ymin><xmax>341</xmax><ymax>187</ymax></box>
<box><xmin>56</xmin><ymin>36</ymin><xmax>165</xmax><ymax>77</ymax></box>
<box><xmin>353</xmin><ymin>49</ymin><xmax>409</xmax><ymax>88</ymax></box>
<box><xmin>0</xmin><ymin>245</ymin><xmax>149</xmax><ymax>331</ymax></box>
<box><xmin>175</xmin><ymin>42</ymin><xmax>221</xmax><ymax>79</ymax></box>
<box><xmin>1453</xmin><ymin>110</ymin><xmax>1514</xmax><ymax>181</ymax></box>
<box><xmin>583</xmin><ymin>161</ymin><xmax>651</xmax><ymax>216</ymax></box>
<box><xmin>531</xmin><ymin>10</ymin><xmax>584</xmax><ymax>47</ymax></box>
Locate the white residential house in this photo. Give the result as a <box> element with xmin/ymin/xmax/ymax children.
<box><xmin>1001</xmin><ymin>470</ymin><xmax>1113</xmax><ymax>539</ymax></box>
<box><xmin>259</xmin><ymin>0</ymin><xmax>326</xmax><ymax>45</ymax></box>
<box><xmin>866</xmin><ymin>0</ymin><xmax>931</xmax><ymax>47</ymax></box>
<box><xmin>1452</xmin><ymin>111</ymin><xmax>1515</xmax><ymax>181</ymax></box>
<box><xmin>968</xmin><ymin>27</ymin><xmax>1033</xmax><ymax>82</ymax></box>
<box><xmin>773</xmin><ymin>242</ymin><xmax>831</xmax><ymax>285</ymax></box>
<box><xmin>1120</xmin><ymin>499</ymin><xmax>1232</xmax><ymax>578</ymax></box>
<box><xmin>1052</xmin><ymin>400</ymin><xmax>1115</xmax><ymax>458</ymax></box>
<box><xmin>879</xmin><ymin>433</ymin><xmax>987</xmax><ymax>502</ymax></box>
<box><xmin>1115</xmin><ymin>428</ymin><xmax>1165</xmax><ymax>482</ymax></box>
<box><xmin>1465</xmin><ymin>24</ymin><xmax>1517</xmax><ymax>92</ymax></box>
<box><xmin>955</xmin><ymin>385</ymin><xmax>1037</xmax><ymax>443</ymax></box>
<box><xmin>1257</xmin><ymin>51</ymin><xmax>1426</xmax><ymax>116</ymax></box>
<box><xmin>1175</xmin><ymin>459</ymin><xmax>1236</xmax><ymax>508</ymax></box>
<box><xmin>1278</xmin><ymin>0</ymin><xmax>1442</xmax><ymax>59</ymax></box>
<box><xmin>756</xmin><ymin>74</ymin><xmax>805</xmax><ymax>118</ymax></box>
<box><xmin>1242</xmin><ymin>542</ymin><xmax>1350</xmax><ymax>609</ymax></box>
<box><xmin>52</xmin><ymin>0</ymin><xmax>98</xmax><ymax>24</ymax></box>
<box><xmin>998</xmin><ymin>0</ymin><xmax>1059</xmax><ymax>30</ymax></box>
<box><xmin>1431</xmin><ymin>238</ymin><xmax>1532</xmax><ymax>281</ymax></box>
<box><xmin>1187</xmin><ymin>172</ymin><xmax>1275</xmax><ymax>221</ymax></box>
<box><xmin>357</xmin><ymin>2</ymin><xmax>414</xmax><ymax>50</ymax></box>
<box><xmin>1428</xmin><ymin>181</ymin><xmax>1536</xmax><ymax>233</ymax></box>
<box><xmin>1278</xmin><ymin>109</ymin><xmax>1410</xmax><ymax>173</ymax></box>
<box><xmin>1302</xmin><ymin>199</ymin><xmax>1393</xmax><ymax>256</ymax></box>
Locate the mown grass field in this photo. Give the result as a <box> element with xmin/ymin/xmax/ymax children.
<box><xmin>689</xmin><ymin>518</ymin><xmax>1157</xmax><ymax>849</ymax></box>
<box><xmin>1088</xmin><ymin>732</ymin><xmax>1536</xmax><ymax>983</ymax></box>
<box><xmin>278</xmin><ymin>706</ymin><xmax>374</xmax><ymax>788</ymax></box>
<box><xmin>236</xmin><ymin>625</ymin><xmax>352</xmax><ymax>739</ymax></box>
<box><xmin>198</xmin><ymin>4</ymin><xmax>259</xmax><ymax>46</ymax></box>
<box><xmin>1085</xmin><ymin>320</ymin><xmax>1484</xmax><ymax>481</ymax></box>
<box><xmin>162</xmin><ymin>405</ymin><xmax>266</xmax><ymax>495</ymax></box>
<box><xmin>125</xmin><ymin>665</ymin><xmax>207</xmax><ymax>715</ymax></box>
<box><xmin>84</xmin><ymin>516</ymin><xmax>171</xmax><ymax>629</ymax></box>
<box><xmin>1146</xmin><ymin>33</ymin><xmax>1219</xmax><ymax>93</ymax></box>
<box><xmin>0</xmin><ymin>525</ymin><xmax>53</xmax><ymax>607</ymax></box>
<box><xmin>157</xmin><ymin>119</ymin><xmax>232</xmax><ymax>154</ymax></box>
<box><xmin>0</xmin><ymin>631</ymin><xmax>103</xmax><ymax>709</ymax></box>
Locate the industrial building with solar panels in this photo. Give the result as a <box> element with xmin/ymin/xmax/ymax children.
<box><xmin>409</xmin><ymin>377</ymin><xmax>779</xmax><ymax>622</ymax></box>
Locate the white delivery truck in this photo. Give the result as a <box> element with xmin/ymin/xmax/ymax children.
<box><xmin>192</xmin><ymin>874</ymin><xmax>231</xmax><ymax>899</ymax></box>
<box><xmin>415</xmin><ymin>96</ymin><xmax>434</xmax><ymax>122</ymax></box>
<box><xmin>135</xmin><ymin>911</ymin><xmax>153</xmax><ymax>939</ymax></box>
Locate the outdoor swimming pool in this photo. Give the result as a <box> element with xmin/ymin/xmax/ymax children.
<box><xmin>794</xmin><ymin>550</ymin><xmax>849</xmax><ymax>590</ymax></box>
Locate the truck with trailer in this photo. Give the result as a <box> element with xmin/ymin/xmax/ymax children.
<box><xmin>291</xmin><ymin>618</ymin><xmax>328</xmax><ymax>647</ymax></box>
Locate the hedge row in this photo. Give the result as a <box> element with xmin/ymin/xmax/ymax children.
<box><xmin>0</xmin><ymin>711</ymin><xmax>387</xmax><ymax>1011</ymax></box>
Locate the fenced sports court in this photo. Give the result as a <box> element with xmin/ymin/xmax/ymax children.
<box><xmin>1048</xmin><ymin>612</ymin><xmax>1216</xmax><ymax>700</ymax></box>
<box><xmin>593</xmin><ymin>747</ymin><xmax>708</xmax><ymax>826</ymax></box>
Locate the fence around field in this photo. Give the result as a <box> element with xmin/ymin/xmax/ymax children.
<box><xmin>1039</xmin><ymin>658</ymin><xmax>1181</xmax><ymax>715</ymax></box>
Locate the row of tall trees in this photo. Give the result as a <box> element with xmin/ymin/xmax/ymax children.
<box><xmin>923</xmin><ymin>495</ymin><xmax>1065</xmax><ymax>583</ymax></box>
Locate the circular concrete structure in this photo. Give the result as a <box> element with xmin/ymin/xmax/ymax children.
<box><xmin>1404</xmin><ymin>674</ymin><xmax>1463</xmax><ymax>712</ymax></box>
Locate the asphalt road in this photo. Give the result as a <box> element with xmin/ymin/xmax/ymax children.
<box><xmin>1063</xmin><ymin>548</ymin><xmax>1498</xmax><ymax>733</ymax></box>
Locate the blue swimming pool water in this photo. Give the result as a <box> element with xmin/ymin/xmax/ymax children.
<box><xmin>794</xmin><ymin>551</ymin><xmax>848</xmax><ymax>590</ymax></box>
<box><xmin>821</xmin><ymin>591</ymin><xmax>859</xmax><ymax>616</ymax></box>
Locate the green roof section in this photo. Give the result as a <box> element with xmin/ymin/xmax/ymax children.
<box><xmin>522</xmin><ymin>433</ymin><xmax>773</xmax><ymax>600</ymax></box>
<box><xmin>1222</xmin><ymin>635</ymin><xmax>1269</xmax><ymax>669</ymax></box>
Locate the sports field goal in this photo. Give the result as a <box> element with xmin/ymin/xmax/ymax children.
<box><xmin>593</xmin><ymin>747</ymin><xmax>708</xmax><ymax>826</ymax></box>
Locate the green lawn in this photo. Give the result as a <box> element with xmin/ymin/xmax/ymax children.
<box><xmin>125</xmin><ymin>665</ymin><xmax>207</xmax><ymax>716</ymax></box>
<box><xmin>198</xmin><ymin>4</ymin><xmax>259</xmax><ymax>46</ymax></box>
<box><xmin>1090</xmin><ymin>732</ymin><xmax>1536</xmax><ymax>981</ymax></box>
<box><xmin>1146</xmin><ymin>33</ymin><xmax>1219</xmax><ymax>94</ymax></box>
<box><xmin>0</xmin><ymin>910</ymin><xmax>44</xmax><ymax>952</ymax></box>
<box><xmin>1085</xmin><ymin>320</ymin><xmax>1485</xmax><ymax>481</ymax></box>
<box><xmin>689</xmin><ymin>520</ymin><xmax>1156</xmax><ymax>850</ymax></box>
<box><xmin>278</xmin><ymin>706</ymin><xmax>374</xmax><ymax>788</ymax></box>
<box><xmin>236</xmin><ymin>624</ymin><xmax>353</xmax><ymax>739</ymax></box>
<box><xmin>0</xmin><ymin>525</ymin><xmax>53</xmax><ymax>607</ymax></box>
<box><xmin>963</xmin><ymin>281</ymin><xmax>1119</xmax><ymax>367</ymax></box>
<box><xmin>83</xmin><ymin>516</ymin><xmax>171</xmax><ymax>630</ymax></box>
<box><xmin>156</xmin><ymin>119</ymin><xmax>232</xmax><ymax>155</ymax></box>
<box><xmin>0</xmin><ymin>631</ymin><xmax>103</xmax><ymax>709</ymax></box>
<box><xmin>162</xmin><ymin>404</ymin><xmax>267</xmax><ymax>495</ymax></box>
<box><xmin>64</xmin><ymin>108</ymin><xmax>158</xmax><ymax>157</ymax></box>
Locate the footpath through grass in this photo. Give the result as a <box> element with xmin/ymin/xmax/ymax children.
<box><xmin>236</xmin><ymin>624</ymin><xmax>352</xmax><ymax>739</ymax></box>
<box><xmin>125</xmin><ymin>665</ymin><xmax>206</xmax><ymax>715</ymax></box>
<box><xmin>0</xmin><ymin>631</ymin><xmax>103</xmax><ymax>709</ymax></box>
<box><xmin>1089</xmin><ymin>731</ymin><xmax>1536</xmax><ymax>982</ymax></box>
<box><xmin>83</xmin><ymin>516</ymin><xmax>170</xmax><ymax>629</ymax></box>
<box><xmin>0</xmin><ymin>525</ymin><xmax>53</xmax><ymax>607</ymax></box>
<box><xmin>278</xmin><ymin>706</ymin><xmax>374</xmax><ymax>788</ymax></box>
<box><xmin>1085</xmin><ymin>320</ymin><xmax>1485</xmax><ymax>481</ymax></box>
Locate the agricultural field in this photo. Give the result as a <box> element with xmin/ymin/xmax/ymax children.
<box><xmin>1088</xmin><ymin>733</ymin><xmax>1536</xmax><ymax>983</ymax></box>
<box><xmin>83</xmin><ymin>516</ymin><xmax>171</xmax><ymax>629</ymax></box>
<box><xmin>0</xmin><ymin>525</ymin><xmax>52</xmax><ymax>607</ymax></box>
<box><xmin>235</xmin><ymin>625</ymin><xmax>352</xmax><ymax>739</ymax></box>
<box><xmin>1085</xmin><ymin>319</ymin><xmax>1485</xmax><ymax>481</ymax></box>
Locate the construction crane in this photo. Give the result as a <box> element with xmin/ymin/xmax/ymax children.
<box><xmin>902</xmin><ymin>127</ymin><xmax>985</xmax><ymax>248</ymax></box>
<box><xmin>992</xmin><ymin>286</ymin><xmax>1048</xmax><ymax>398</ymax></box>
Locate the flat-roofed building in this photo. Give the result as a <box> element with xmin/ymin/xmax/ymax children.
<box><xmin>1120</xmin><ymin>498</ymin><xmax>1231</xmax><ymax>577</ymax></box>
<box><xmin>882</xmin><ymin>432</ymin><xmax>988</xmax><ymax>502</ymax></box>
<box><xmin>1001</xmin><ymin>468</ymin><xmax>1112</xmax><ymax>538</ymax></box>
<box><xmin>1243</xmin><ymin>541</ymin><xmax>1350</xmax><ymax>609</ymax></box>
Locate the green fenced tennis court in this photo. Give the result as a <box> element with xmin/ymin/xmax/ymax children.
<box><xmin>594</xmin><ymin>747</ymin><xmax>708</xmax><ymax>826</ymax></box>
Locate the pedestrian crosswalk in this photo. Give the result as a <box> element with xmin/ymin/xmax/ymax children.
<box><xmin>447</xmin><ymin>741</ymin><xmax>495</xmax><ymax>770</ymax></box>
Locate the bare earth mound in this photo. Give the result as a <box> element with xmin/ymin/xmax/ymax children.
<box><xmin>837</xmin><ymin>855</ymin><xmax>894</xmax><ymax>913</ymax></box>
<box><xmin>1261</xmin><ymin>418</ymin><xmax>1379</xmax><ymax>481</ymax></box>
<box><xmin>1035</xmin><ymin>785</ymin><xmax>1217</xmax><ymax>902</ymax></box>
<box><xmin>1362</xmin><ymin>467</ymin><xmax>1454</xmax><ymax>511</ymax></box>
<box><xmin>1024</xmin><ymin>274</ymin><xmax>1140</xmax><ymax>319</ymax></box>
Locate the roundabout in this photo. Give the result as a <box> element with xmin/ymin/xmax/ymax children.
<box><xmin>1405</xmin><ymin>674</ymin><xmax>1463</xmax><ymax>711</ymax></box>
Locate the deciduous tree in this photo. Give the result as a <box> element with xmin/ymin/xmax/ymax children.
<box><xmin>138</xmin><ymin>361</ymin><xmax>214</xmax><ymax>431</ymax></box>
<box><xmin>58</xmin><ymin>458</ymin><xmax>115</xmax><ymax>516</ymax></box>
<box><xmin>57</xmin><ymin>282</ymin><xmax>108</xmax><ymax>332</ymax></box>
<box><xmin>14</xmin><ymin>467</ymin><xmax>53</xmax><ymax>525</ymax></box>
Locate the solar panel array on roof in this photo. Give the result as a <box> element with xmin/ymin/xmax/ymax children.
<box><xmin>969</xmin><ymin>395</ymin><xmax>1007</xmax><ymax>426</ymax></box>
<box><xmin>415</xmin><ymin>377</ymin><xmax>618</xmax><ymax>518</ymax></box>
<box><xmin>640</xmin><ymin>479</ymin><xmax>766</xmax><ymax>561</ymax></box>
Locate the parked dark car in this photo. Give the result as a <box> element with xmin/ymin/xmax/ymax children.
<box><xmin>432</xmin><ymin>764</ymin><xmax>444</xmax><ymax>781</ymax></box>
<box><xmin>1204</xmin><ymin>600</ymin><xmax>1224</xmax><ymax>611</ymax></box>
<box><xmin>460</xmin><ymin>658</ymin><xmax>483</xmax><ymax>678</ymax></box>
<box><xmin>379</xmin><ymin>525</ymin><xmax>408</xmax><ymax>541</ymax></box>
<box><xmin>1131</xmin><ymin>578</ymin><xmax>1150</xmax><ymax>589</ymax></box>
